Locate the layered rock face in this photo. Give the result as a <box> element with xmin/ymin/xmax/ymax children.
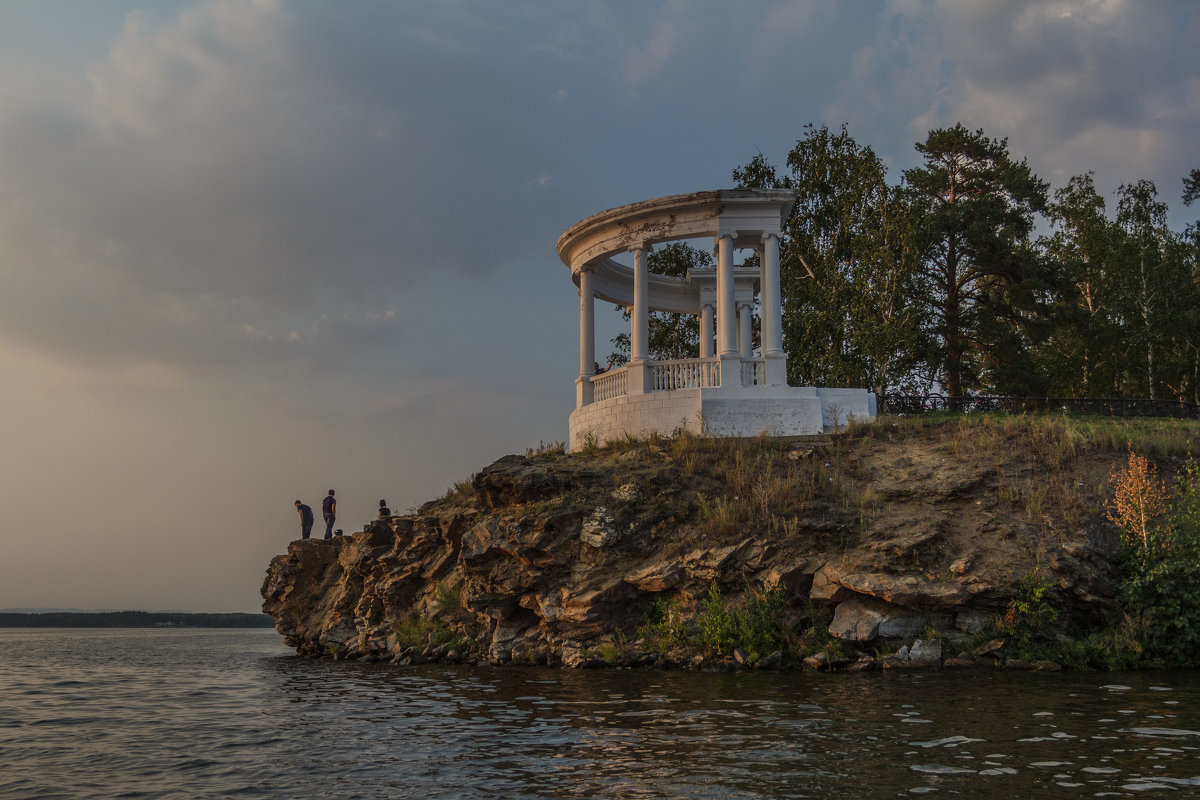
<box><xmin>262</xmin><ymin>429</ymin><xmax>1124</xmax><ymax>667</ymax></box>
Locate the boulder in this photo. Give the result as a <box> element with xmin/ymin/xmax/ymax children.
<box><xmin>972</xmin><ymin>638</ymin><xmax>1005</xmax><ymax>658</ymax></box>
<box><xmin>844</xmin><ymin>657</ymin><xmax>878</xmax><ymax>672</ymax></box>
<box><xmin>755</xmin><ymin>651</ymin><xmax>783</xmax><ymax>670</ymax></box>
<box><xmin>838</xmin><ymin>572</ymin><xmax>968</xmax><ymax>608</ymax></box>
<box><xmin>809</xmin><ymin>564</ymin><xmax>856</xmax><ymax>603</ymax></box>
<box><xmin>908</xmin><ymin>638</ymin><xmax>942</xmax><ymax>668</ymax></box>
<box><xmin>954</xmin><ymin>609</ymin><xmax>989</xmax><ymax>634</ymax></box>
<box><xmin>802</xmin><ymin>653</ymin><xmax>828</xmax><ymax>671</ymax></box>
<box><xmin>828</xmin><ymin>596</ymin><xmax>928</xmax><ymax>643</ymax></box>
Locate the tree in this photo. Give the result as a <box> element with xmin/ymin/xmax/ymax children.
<box><xmin>1039</xmin><ymin>173</ymin><xmax>1121</xmax><ymax>396</ymax></box>
<box><xmin>903</xmin><ymin>124</ymin><xmax>1049</xmax><ymax>397</ymax></box>
<box><xmin>1183</xmin><ymin>169</ymin><xmax>1200</xmax><ymax>402</ymax></box>
<box><xmin>1114</xmin><ymin>180</ymin><xmax>1180</xmax><ymax>400</ymax></box>
<box><xmin>735</xmin><ymin>124</ymin><xmax>925</xmax><ymax>393</ymax></box>
<box><xmin>1184</xmin><ymin>168</ymin><xmax>1200</xmax><ymax>207</ymax></box>
<box><xmin>608</xmin><ymin>242</ymin><xmax>711</xmax><ymax>364</ymax></box>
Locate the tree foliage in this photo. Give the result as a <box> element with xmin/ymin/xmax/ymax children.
<box><xmin>735</xmin><ymin>123</ymin><xmax>924</xmax><ymax>393</ymax></box>
<box><xmin>603</xmin><ymin>124</ymin><xmax>1197</xmax><ymax>404</ymax></box>
<box><xmin>729</xmin><ymin>127</ymin><xmax>1200</xmax><ymax>402</ymax></box>
<box><xmin>903</xmin><ymin>124</ymin><xmax>1049</xmax><ymax>396</ymax></box>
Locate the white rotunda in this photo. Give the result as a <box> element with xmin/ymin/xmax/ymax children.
<box><xmin>559</xmin><ymin>189</ymin><xmax>876</xmax><ymax>449</ymax></box>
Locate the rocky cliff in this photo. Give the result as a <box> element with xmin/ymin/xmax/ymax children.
<box><xmin>262</xmin><ymin>417</ymin><xmax>1182</xmax><ymax>669</ymax></box>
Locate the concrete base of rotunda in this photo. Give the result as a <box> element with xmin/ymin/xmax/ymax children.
<box><xmin>568</xmin><ymin>387</ymin><xmax>876</xmax><ymax>450</ymax></box>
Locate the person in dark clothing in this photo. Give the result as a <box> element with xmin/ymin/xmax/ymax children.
<box><xmin>322</xmin><ymin>490</ymin><xmax>337</xmax><ymax>539</ymax></box>
<box><xmin>378</xmin><ymin>499</ymin><xmax>391</xmax><ymax>519</ymax></box>
<box><xmin>295</xmin><ymin>500</ymin><xmax>314</xmax><ymax>540</ymax></box>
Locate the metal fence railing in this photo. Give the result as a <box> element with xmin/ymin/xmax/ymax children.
<box><xmin>877</xmin><ymin>394</ymin><xmax>1200</xmax><ymax>420</ymax></box>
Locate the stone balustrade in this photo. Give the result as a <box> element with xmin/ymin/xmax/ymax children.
<box><xmin>651</xmin><ymin>357</ymin><xmax>721</xmax><ymax>391</ymax></box>
<box><xmin>591</xmin><ymin>367</ymin><xmax>628</xmax><ymax>402</ymax></box>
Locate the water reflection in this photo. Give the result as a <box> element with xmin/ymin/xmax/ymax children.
<box><xmin>4</xmin><ymin>630</ymin><xmax>1199</xmax><ymax>799</ymax></box>
<box><xmin>259</xmin><ymin>658</ymin><xmax>1200</xmax><ymax>798</ymax></box>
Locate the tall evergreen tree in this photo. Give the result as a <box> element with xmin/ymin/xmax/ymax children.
<box><xmin>903</xmin><ymin>125</ymin><xmax>1049</xmax><ymax>397</ymax></box>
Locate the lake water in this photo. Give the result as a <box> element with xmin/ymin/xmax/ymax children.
<box><xmin>2</xmin><ymin>629</ymin><xmax>1199</xmax><ymax>798</ymax></box>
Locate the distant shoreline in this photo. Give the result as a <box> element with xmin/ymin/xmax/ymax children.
<box><xmin>0</xmin><ymin>611</ymin><xmax>275</xmax><ymax>629</ymax></box>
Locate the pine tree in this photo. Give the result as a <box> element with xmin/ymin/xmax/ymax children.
<box><xmin>903</xmin><ymin>125</ymin><xmax>1049</xmax><ymax>397</ymax></box>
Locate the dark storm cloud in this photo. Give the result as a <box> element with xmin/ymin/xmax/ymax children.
<box><xmin>0</xmin><ymin>1</ymin><xmax>567</xmax><ymax>373</ymax></box>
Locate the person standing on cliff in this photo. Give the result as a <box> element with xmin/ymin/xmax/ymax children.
<box><xmin>321</xmin><ymin>490</ymin><xmax>336</xmax><ymax>539</ymax></box>
<box><xmin>294</xmin><ymin>500</ymin><xmax>314</xmax><ymax>540</ymax></box>
<box><xmin>378</xmin><ymin>499</ymin><xmax>390</xmax><ymax>518</ymax></box>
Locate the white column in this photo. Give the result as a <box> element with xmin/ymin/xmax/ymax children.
<box><xmin>738</xmin><ymin>302</ymin><xmax>752</xmax><ymax>358</ymax></box>
<box><xmin>760</xmin><ymin>231</ymin><xmax>787</xmax><ymax>386</ymax></box>
<box><xmin>576</xmin><ymin>267</ymin><xmax>595</xmax><ymax>407</ymax></box>
<box><xmin>760</xmin><ymin>232</ymin><xmax>783</xmax><ymax>355</ymax></box>
<box><xmin>700</xmin><ymin>304</ymin><xmax>714</xmax><ymax>358</ymax></box>
<box><xmin>631</xmin><ymin>244</ymin><xmax>649</xmax><ymax>362</ymax></box>
<box><xmin>716</xmin><ymin>234</ymin><xmax>737</xmax><ymax>356</ymax></box>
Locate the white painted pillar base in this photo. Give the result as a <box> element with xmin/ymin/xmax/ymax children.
<box><xmin>576</xmin><ymin>374</ymin><xmax>594</xmax><ymax>407</ymax></box>
<box><xmin>626</xmin><ymin>361</ymin><xmax>652</xmax><ymax>395</ymax></box>
<box><xmin>764</xmin><ymin>352</ymin><xmax>788</xmax><ymax>386</ymax></box>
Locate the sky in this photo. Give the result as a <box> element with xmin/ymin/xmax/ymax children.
<box><xmin>1</xmin><ymin>0</ymin><xmax>1197</xmax><ymax>613</ymax></box>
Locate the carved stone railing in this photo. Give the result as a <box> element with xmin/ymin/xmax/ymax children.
<box><xmin>740</xmin><ymin>358</ymin><xmax>765</xmax><ymax>387</ymax></box>
<box><xmin>651</xmin><ymin>357</ymin><xmax>721</xmax><ymax>391</ymax></box>
<box><xmin>591</xmin><ymin>367</ymin><xmax>628</xmax><ymax>401</ymax></box>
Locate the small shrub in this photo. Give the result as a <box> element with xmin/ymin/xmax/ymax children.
<box><xmin>391</xmin><ymin>613</ymin><xmax>468</xmax><ymax>651</ymax></box>
<box><xmin>526</xmin><ymin>440</ymin><xmax>566</xmax><ymax>456</ymax></box>
<box><xmin>432</xmin><ymin>580</ymin><xmax>465</xmax><ymax>620</ymax></box>
<box><xmin>595</xmin><ymin>632</ymin><xmax>632</xmax><ymax>666</ymax></box>
<box><xmin>695</xmin><ymin>583</ymin><xmax>785</xmax><ymax>661</ymax></box>
<box><xmin>994</xmin><ymin>571</ymin><xmax>1058</xmax><ymax>656</ymax></box>
<box><xmin>637</xmin><ymin>595</ymin><xmax>691</xmax><ymax>653</ymax></box>
<box><xmin>1105</xmin><ymin>447</ymin><xmax>1170</xmax><ymax>550</ymax></box>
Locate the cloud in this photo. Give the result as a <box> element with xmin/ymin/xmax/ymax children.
<box><xmin>826</xmin><ymin>0</ymin><xmax>1200</xmax><ymax>196</ymax></box>
<box><xmin>0</xmin><ymin>0</ymin><xmax>566</xmax><ymax>381</ymax></box>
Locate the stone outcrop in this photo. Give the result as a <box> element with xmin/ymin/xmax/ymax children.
<box><xmin>262</xmin><ymin>431</ymin><xmax>1128</xmax><ymax>668</ymax></box>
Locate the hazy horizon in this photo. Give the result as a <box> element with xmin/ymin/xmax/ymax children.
<box><xmin>2</xmin><ymin>1</ymin><xmax>1197</xmax><ymax>613</ymax></box>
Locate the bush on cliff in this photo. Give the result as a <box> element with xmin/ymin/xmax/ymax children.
<box><xmin>1117</xmin><ymin>458</ymin><xmax>1200</xmax><ymax>668</ymax></box>
<box><xmin>695</xmin><ymin>583</ymin><xmax>785</xmax><ymax>662</ymax></box>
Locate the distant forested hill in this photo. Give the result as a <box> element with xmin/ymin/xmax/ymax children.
<box><xmin>0</xmin><ymin>611</ymin><xmax>275</xmax><ymax>628</ymax></box>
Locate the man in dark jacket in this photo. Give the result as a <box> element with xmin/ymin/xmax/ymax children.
<box><xmin>294</xmin><ymin>500</ymin><xmax>314</xmax><ymax>540</ymax></box>
<box><xmin>322</xmin><ymin>490</ymin><xmax>337</xmax><ymax>539</ymax></box>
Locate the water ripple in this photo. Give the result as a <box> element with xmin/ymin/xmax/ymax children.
<box><xmin>4</xmin><ymin>631</ymin><xmax>1200</xmax><ymax>798</ymax></box>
